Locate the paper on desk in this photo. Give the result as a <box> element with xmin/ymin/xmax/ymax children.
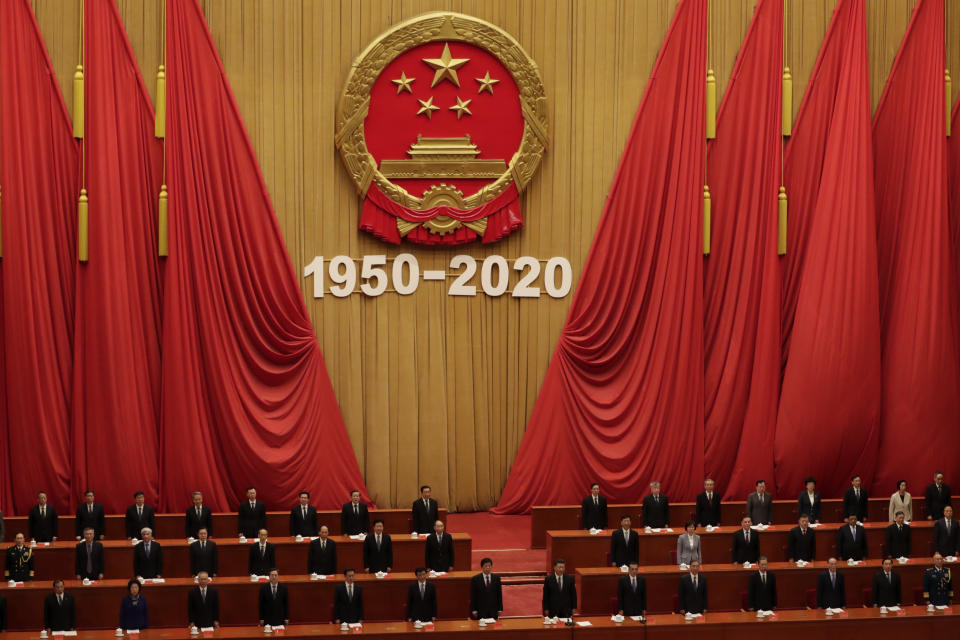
<box><xmin>664</xmin><ymin>528</ymin><xmax>674</xmax><ymax>533</ymax></box>
<box><xmin>686</xmin><ymin>613</ymin><xmax>703</xmax><ymax>618</ymax></box>
<box><xmin>808</xmin><ymin>523</ymin><xmax>821</xmax><ymax>528</ymax></box>
<box><xmin>795</xmin><ymin>560</ymin><xmax>808</xmax><ymax>567</ymax></box>
<box><xmin>650</xmin><ymin>528</ymin><xmax>662</xmax><ymax>533</ymax></box>
<box><xmin>575</xmin><ymin>621</ymin><xmax>592</xmax><ymax>627</ymax></box>
<box><xmin>310</xmin><ymin>574</ymin><xmax>327</xmax><ymax>580</ymax></box>
<box><xmin>897</xmin><ymin>557</ymin><xmax>909</xmax><ymax>564</ymax></box>
<box><xmin>428</xmin><ymin>571</ymin><xmax>447</xmax><ymax>577</ymax></box>
<box><xmin>145</xmin><ymin>578</ymin><xmax>165</xmax><ymax>584</ymax></box>
<box><xmin>200</xmin><ymin>627</ymin><xmax>215</xmax><ymax>633</ymax></box>
<box><xmin>829</xmin><ymin>608</ymin><xmax>844</xmax><ymax>614</ymax></box>
<box><xmin>348</xmin><ymin>623</ymin><xmax>362</xmax><ymax>629</ymax></box>
<box><xmin>126</xmin><ymin>630</ymin><xmax>141</xmax><ymax>635</ymax></box>
<box><xmin>946</xmin><ymin>556</ymin><xmax>958</xmax><ymax>563</ymax></box>
<box><xmin>479</xmin><ymin>618</ymin><xmax>497</xmax><ymax>625</ymax></box>
<box><xmin>936</xmin><ymin>605</ymin><xmax>949</xmax><ymax>610</ymax></box>
<box><xmin>757</xmin><ymin>610</ymin><xmax>774</xmax><ymax>617</ymax></box>
<box><xmin>705</xmin><ymin>526</ymin><xmax>716</xmax><ymax>532</ymax></box>
<box><xmin>589</xmin><ymin>528</ymin><xmax>603</xmax><ymax>535</ymax></box>
<box><xmin>885</xmin><ymin>606</ymin><xmax>901</xmax><ymax>612</ymax></box>
<box><xmin>375</xmin><ymin>571</ymin><xmax>388</xmax><ymax>579</ymax></box>
<box><xmin>271</xmin><ymin>626</ymin><xmax>285</xmax><ymax>631</ymax></box>
<box><xmin>309</xmin><ymin>536</ymin><xmax>319</xmax><ymax>541</ymax></box>
<box><xmin>54</xmin><ymin>632</ymin><xmax>77</xmax><ymax>637</ymax></box>
<box><xmin>349</xmin><ymin>534</ymin><xmax>366</xmax><ymax>541</ymax></box>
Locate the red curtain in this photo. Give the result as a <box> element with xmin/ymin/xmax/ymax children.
<box><xmin>872</xmin><ymin>0</ymin><xmax>960</xmax><ymax>493</ymax></box>
<box><xmin>160</xmin><ymin>0</ymin><xmax>370</xmax><ymax>511</ymax></box>
<box><xmin>71</xmin><ymin>0</ymin><xmax>164</xmax><ymax>512</ymax></box>
<box><xmin>951</xmin><ymin>99</ymin><xmax>960</xmax><ymax>319</ymax></box>
<box><xmin>703</xmin><ymin>0</ymin><xmax>781</xmax><ymax>500</ymax></box>
<box><xmin>0</xmin><ymin>0</ymin><xmax>79</xmax><ymax>514</ymax></box>
<box><xmin>773</xmin><ymin>0</ymin><xmax>881</xmax><ymax>497</ymax></box>
<box><xmin>493</xmin><ymin>0</ymin><xmax>707</xmax><ymax>512</ymax></box>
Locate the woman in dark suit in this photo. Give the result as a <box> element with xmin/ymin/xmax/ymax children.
<box><xmin>120</xmin><ymin>579</ymin><xmax>149</xmax><ymax>630</ymax></box>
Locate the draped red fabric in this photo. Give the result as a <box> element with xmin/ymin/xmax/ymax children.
<box><xmin>0</xmin><ymin>0</ymin><xmax>78</xmax><ymax>514</ymax></box>
<box><xmin>951</xmin><ymin>100</ymin><xmax>960</xmax><ymax>306</ymax></box>
<box><xmin>493</xmin><ymin>0</ymin><xmax>706</xmax><ymax>513</ymax></box>
<box><xmin>703</xmin><ymin>0</ymin><xmax>781</xmax><ymax>500</ymax></box>
<box><xmin>71</xmin><ymin>0</ymin><xmax>164</xmax><ymax>512</ymax></box>
<box><xmin>774</xmin><ymin>0</ymin><xmax>881</xmax><ymax>497</ymax></box>
<box><xmin>161</xmin><ymin>0</ymin><xmax>370</xmax><ymax>511</ymax></box>
<box><xmin>872</xmin><ymin>0</ymin><xmax>960</xmax><ymax>493</ymax></box>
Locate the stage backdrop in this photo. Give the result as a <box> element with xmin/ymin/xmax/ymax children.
<box><xmin>22</xmin><ymin>0</ymin><xmax>960</xmax><ymax>511</ymax></box>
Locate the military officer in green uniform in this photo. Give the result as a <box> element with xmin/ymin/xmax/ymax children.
<box><xmin>5</xmin><ymin>533</ymin><xmax>34</xmax><ymax>582</ymax></box>
<box><xmin>923</xmin><ymin>552</ymin><xmax>953</xmax><ymax>606</ymax></box>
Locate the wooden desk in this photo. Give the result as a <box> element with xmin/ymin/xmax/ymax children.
<box><xmin>3</xmin><ymin>510</ymin><xmax>448</xmax><ymax>541</ymax></box>
<box><xmin>545</xmin><ymin>522</ymin><xmax>934</xmax><ymax>571</ymax></box>
<box><xmin>531</xmin><ymin>498</ymin><xmax>910</xmax><ymax>548</ymax></box>
<box><xmin>23</xmin><ymin>534</ymin><xmax>471</xmax><ymax>580</ymax></box>
<box><xmin>575</xmin><ymin>559</ymin><xmax>936</xmax><ymax>614</ymax></box>
<box><xmin>0</xmin><ymin>619</ymin><xmax>570</xmax><ymax>639</ymax></box>
<box><xmin>0</xmin><ymin>572</ymin><xmax>475</xmax><ymax>630</ymax></box>
<box><xmin>576</xmin><ymin>608</ymin><xmax>959</xmax><ymax>640</ymax></box>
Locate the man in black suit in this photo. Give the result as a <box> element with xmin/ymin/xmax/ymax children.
<box><xmin>333</xmin><ymin>568</ymin><xmax>363</xmax><ymax>624</ymax></box>
<box><xmin>933</xmin><ymin>505</ymin><xmax>960</xmax><ymax>556</ymax></box>
<box><xmin>0</xmin><ymin>592</ymin><xmax>6</xmax><ymax>631</ymax></box>
<box><xmin>249</xmin><ymin>529</ymin><xmax>275</xmax><ymax>576</ymax></box>
<box><xmin>125</xmin><ymin>492</ymin><xmax>155</xmax><ymax>539</ymax></box>
<box><xmin>787</xmin><ymin>515</ymin><xmax>817</xmax><ymax>562</ymax></box>
<box><xmin>797</xmin><ymin>477</ymin><xmax>822</xmax><ymax>523</ymax></box>
<box><xmin>133</xmin><ymin>528</ymin><xmax>163</xmax><ymax>579</ymax></box>
<box><xmin>362</xmin><ymin>520</ymin><xmax>392</xmax><ymax>573</ymax></box>
<box><xmin>609</xmin><ymin>515</ymin><xmax>639</xmax><ymax>567</ymax></box>
<box><xmin>238</xmin><ymin>487</ymin><xmax>267</xmax><ymax>538</ymax></box>
<box><xmin>412</xmin><ymin>486</ymin><xmax>439</xmax><ymax>535</ymax></box>
<box><xmin>289</xmin><ymin>491</ymin><xmax>317</xmax><ymax>537</ymax></box>
<box><xmin>75</xmin><ymin>490</ymin><xmax>105</xmax><ymax>540</ymax></box>
<box><xmin>258</xmin><ymin>569</ymin><xmax>289</xmax><ymax>627</ymax></box>
<box><xmin>186</xmin><ymin>492</ymin><xmax>214</xmax><ymax>539</ymax></box>
<box><xmin>747</xmin><ymin>557</ymin><xmax>777</xmax><ymax>611</ymax></box>
<box><xmin>29</xmin><ymin>491</ymin><xmax>58</xmax><ymax>542</ymax></box>
<box><xmin>581</xmin><ymin>483</ymin><xmax>608</xmax><ymax>530</ymax></box>
<box><xmin>470</xmin><ymin>558</ymin><xmax>503</xmax><ymax>620</ymax></box>
<box><xmin>188</xmin><ymin>572</ymin><xmax>220</xmax><ymax>629</ymax></box>
<box><xmin>308</xmin><ymin>525</ymin><xmax>337</xmax><ymax>575</ymax></box>
<box><xmin>424</xmin><ymin>520</ymin><xmax>454</xmax><ymax>573</ymax></box>
<box><xmin>816</xmin><ymin>558</ymin><xmax>846</xmax><ymax>609</ymax></box>
<box><xmin>872</xmin><ymin>557</ymin><xmax>901</xmax><ymax>607</ymax></box>
<box><xmin>843</xmin><ymin>475</ymin><xmax>869</xmax><ymax>521</ymax></box>
<box><xmin>341</xmin><ymin>490</ymin><xmax>369</xmax><ymax>535</ymax></box>
<box><xmin>73</xmin><ymin>527</ymin><xmax>103</xmax><ymax>581</ymax></box>
<box><xmin>885</xmin><ymin>511</ymin><xmax>912</xmax><ymax>558</ymax></box>
<box><xmin>190</xmin><ymin>528</ymin><xmax>218</xmax><ymax>577</ymax></box>
<box><xmin>542</xmin><ymin>559</ymin><xmax>577</xmax><ymax>618</ymax></box>
<box><xmin>616</xmin><ymin>562</ymin><xmax>646</xmax><ymax>617</ymax></box>
<box><xmin>407</xmin><ymin>567</ymin><xmax>437</xmax><ymax>623</ymax></box>
<box><xmin>836</xmin><ymin>515</ymin><xmax>868</xmax><ymax>561</ymax></box>
<box><xmin>43</xmin><ymin>580</ymin><xmax>75</xmax><ymax>632</ymax></box>
<box><xmin>695</xmin><ymin>479</ymin><xmax>721</xmax><ymax>527</ymax></box>
<box><xmin>678</xmin><ymin>560</ymin><xmax>707</xmax><ymax>614</ymax></box>
<box><xmin>732</xmin><ymin>517</ymin><xmax>760</xmax><ymax>564</ymax></box>
<box><xmin>642</xmin><ymin>482</ymin><xmax>669</xmax><ymax>528</ymax></box>
<box><xmin>926</xmin><ymin>472</ymin><xmax>952</xmax><ymax>521</ymax></box>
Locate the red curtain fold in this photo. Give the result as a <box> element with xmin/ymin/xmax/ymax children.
<box><xmin>951</xmin><ymin>99</ymin><xmax>959</xmax><ymax>310</ymax></box>
<box><xmin>71</xmin><ymin>0</ymin><xmax>164</xmax><ymax>512</ymax></box>
<box><xmin>872</xmin><ymin>0</ymin><xmax>960</xmax><ymax>493</ymax></box>
<box><xmin>774</xmin><ymin>0</ymin><xmax>881</xmax><ymax>497</ymax></box>
<box><xmin>161</xmin><ymin>0</ymin><xmax>370</xmax><ymax>511</ymax></box>
<box><xmin>0</xmin><ymin>0</ymin><xmax>79</xmax><ymax>514</ymax></box>
<box><xmin>493</xmin><ymin>0</ymin><xmax>707</xmax><ymax>513</ymax></box>
<box><xmin>703</xmin><ymin>0</ymin><xmax>781</xmax><ymax>500</ymax></box>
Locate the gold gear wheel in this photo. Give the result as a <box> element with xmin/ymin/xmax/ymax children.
<box><xmin>421</xmin><ymin>185</ymin><xmax>466</xmax><ymax>235</ymax></box>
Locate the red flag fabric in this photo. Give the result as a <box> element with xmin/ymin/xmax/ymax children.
<box><xmin>951</xmin><ymin>99</ymin><xmax>960</xmax><ymax>307</ymax></box>
<box><xmin>703</xmin><ymin>0</ymin><xmax>781</xmax><ymax>500</ymax></box>
<box><xmin>493</xmin><ymin>0</ymin><xmax>707</xmax><ymax>512</ymax></box>
<box><xmin>0</xmin><ymin>0</ymin><xmax>79</xmax><ymax>513</ymax></box>
<box><xmin>72</xmin><ymin>0</ymin><xmax>164</xmax><ymax>512</ymax></box>
<box><xmin>774</xmin><ymin>0</ymin><xmax>881</xmax><ymax>497</ymax></box>
<box><xmin>161</xmin><ymin>0</ymin><xmax>370</xmax><ymax>511</ymax></box>
<box><xmin>873</xmin><ymin>0</ymin><xmax>960</xmax><ymax>493</ymax></box>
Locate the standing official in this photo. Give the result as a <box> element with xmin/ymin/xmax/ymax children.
<box><xmin>872</xmin><ymin>557</ymin><xmax>901</xmax><ymax>607</ymax></box>
<box><xmin>133</xmin><ymin>528</ymin><xmax>163</xmax><ymax>579</ymax></box>
<box><xmin>816</xmin><ymin>558</ymin><xmax>846</xmax><ymax>609</ymax></box>
<box><xmin>75</xmin><ymin>490</ymin><xmax>106</xmax><ymax>540</ymax></box>
<box><xmin>695</xmin><ymin>479</ymin><xmax>721</xmax><ymax>528</ymax></box>
<box><xmin>747</xmin><ymin>557</ymin><xmax>777</xmax><ymax>611</ymax></box>
<box><xmin>616</xmin><ymin>562</ymin><xmax>646</xmax><ymax>617</ymax></box>
<box><xmin>933</xmin><ymin>505</ymin><xmax>960</xmax><ymax>557</ymax></box>
<box><xmin>289</xmin><ymin>492</ymin><xmax>318</xmax><ymax>537</ymax></box>
<box><xmin>363</xmin><ymin>520</ymin><xmax>392</xmax><ymax>574</ymax></box>
<box><xmin>885</xmin><ymin>512</ymin><xmax>912</xmax><ymax>558</ymax></box>
<box><xmin>341</xmin><ymin>491</ymin><xmax>369</xmax><ymax>536</ymax></box>
<box><xmin>732</xmin><ymin>517</ymin><xmax>760</xmax><ymax>564</ymax></box>
<box><xmin>258</xmin><ymin>569</ymin><xmax>289</xmax><ymax>627</ymax></box>
<box><xmin>424</xmin><ymin>520</ymin><xmax>454</xmax><ymax>573</ymax></box>
<box><xmin>925</xmin><ymin>472</ymin><xmax>952</xmax><ymax>521</ymax></box>
<box><xmin>29</xmin><ymin>492</ymin><xmax>58</xmax><ymax>542</ymax></box>
<box><xmin>470</xmin><ymin>558</ymin><xmax>503</xmax><ymax>620</ymax></box>
<box><xmin>678</xmin><ymin>561</ymin><xmax>707</xmax><ymax>615</ymax></box>
<box><xmin>836</xmin><ymin>515</ymin><xmax>867</xmax><ymax>561</ymax></box>
<box><xmin>610</xmin><ymin>515</ymin><xmax>639</xmax><ymax>567</ymax></box>
<box><xmin>797</xmin><ymin>478</ymin><xmax>822</xmax><ymax>523</ymax></box>
<box><xmin>125</xmin><ymin>492</ymin><xmax>155</xmax><ymax>539</ymax></box>
<box><xmin>249</xmin><ymin>529</ymin><xmax>275</xmax><ymax>576</ymax></box>
<box><xmin>186</xmin><ymin>492</ymin><xmax>214</xmax><ymax>539</ymax></box>
<box><xmin>641</xmin><ymin>482</ymin><xmax>669</xmax><ymax>529</ymax></box>
<box><xmin>333</xmin><ymin>568</ymin><xmax>363</xmax><ymax>625</ymax></box>
<box><xmin>187</xmin><ymin>572</ymin><xmax>220</xmax><ymax>629</ymax></box>
<box><xmin>43</xmin><ymin>580</ymin><xmax>76</xmax><ymax>633</ymax></box>
<box><xmin>238</xmin><ymin>488</ymin><xmax>267</xmax><ymax>538</ymax></box>
<box><xmin>923</xmin><ymin>553</ymin><xmax>953</xmax><ymax>606</ymax></box>
<box><xmin>746</xmin><ymin>481</ymin><xmax>772</xmax><ymax>525</ymax></box>
<box><xmin>843</xmin><ymin>475</ymin><xmax>869</xmax><ymax>521</ymax></box>
<box><xmin>5</xmin><ymin>533</ymin><xmax>34</xmax><ymax>581</ymax></box>
<box><xmin>787</xmin><ymin>515</ymin><xmax>816</xmax><ymax>562</ymax></box>
<box><xmin>581</xmin><ymin>484</ymin><xmax>608</xmax><ymax>530</ymax></box>
<box><xmin>189</xmin><ymin>528</ymin><xmax>218</xmax><ymax>577</ymax></box>
<box><xmin>542</xmin><ymin>559</ymin><xmax>577</xmax><ymax>618</ymax></box>
<box><xmin>412</xmin><ymin>486</ymin><xmax>439</xmax><ymax>535</ymax></box>
<box><xmin>74</xmin><ymin>527</ymin><xmax>104</xmax><ymax>581</ymax></box>
<box><xmin>406</xmin><ymin>568</ymin><xmax>437</xmax><ymax>623</ymax></box>
<box><xmin>307</xmin><ymin>525</ymin><xmax>337</xmax><ymax>575</ymax></box>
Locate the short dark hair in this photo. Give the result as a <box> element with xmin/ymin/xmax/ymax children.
<box><xmin>897</xmin><ymin>479</ymin><xmax>907</xmax><ymax>489</ymax></box>
<box><xmin>344</xmin><ymin>568</ymin><xmax>355</xmax><ymax>576</ymax></box>
<box><xmin>590</xmin><ymin>483</ymin><xmax>600</xmax><ymax>490</ymax></box>
<box><xmin>269</xmin><ymin>568</ymin><xmax>278</xmax><ymax>575</ymax></box>
<box><xmin>420</xmin><ymin>485</ymin><xmax>431</xmax><ymax>493</ymax></box>
<box><xmin>84</xmin><ymin>489</ymin><xmax>94</xmax><ymax>496</ymax></box>
<box><xmin>619</xmin><ymin>514</ymin><xmax>631</xmax><ymax>523</ymax></box>
<box><xmin>127</xmin><ymin>578</ymin><xmax>141</xmax><ymax>592</ymax></box>
<box><xmin>373</xmin><ymin>518</ymin><xmax>384</xmax><ymax>526</ymax></box>
<box><xmin>882</xmin><ymin>556</ymin><xmax>893</xmax><ymax>564</ymax></box>
<box><xmin>480</xmin><ymin>557</ymin><xmax>493</xmax><ymax>567</ymax></box>
<box><xmin>52</xmin><ymin>579</ymin><xmax>64</xmax><ymax>588</ymax></box>
<box><xmin>685</xmin><ymin>520</ymin><xmax>696</xmax><ymax>530</ymax></box>
<box><xmin>37</xmin><ymin>490</ymin><xmax>47</xmax><ymax>497</ymax></box>
<box><xmin>134</xmin><ymin>491</ymin><xmax>145</xmax><ymax>498</ymax></box>
<box><xmin>755</xmin><ymin>480</ymin><xmax>765</xmax><ymax>486</ymax></box>
<box><xmin>851</xmin><ymin>474</ymin><xmax>861</xmax><ymax>481</ymax></box>
<box><xmin>351</xmin><ymin>489</ymin><xmax>361</xmax><ymax>497</ymax></box>
<box><xmin>299</xmin><ymin>491</ymin><xmax>309</xmax><ymax>498</ymax></box>
<box><xmin>804</xmin><ymin>477</ymin><xmax>816</xmax><ymax>485</ymax></box>
<box><xmin>628</xmin><ymin>561</ymin><xmax>638</xmax><ymax>567</ymax></box>
<box><xmin>246</xmin><ymin>486</ymin><xmax>256</xmax><ymax>492</ymax></box>
<box><xmin>415</xmin><ymin>567</ymin><xmax>427</xmax><ymax>575</ymax></box>
<box><xmin>895</xmin><ymin>511</ymin><xmax>904</xmax><ymax>517</ymax></box>
<box><xmin>553</xmin><ymin>558</ymin><xmax>565</xmax><ymax>566</ymax></box>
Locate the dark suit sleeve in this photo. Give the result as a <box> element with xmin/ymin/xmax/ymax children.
<box><xmin>430</xmin><ymin>585</ymin><xmax>438</xmax><ymax>619</ymax></box>
<box><xmin>212</xmin><ymin>544</ymin><xmax>219</xmax><ymax>575</ymax></box>
<box><xmin>386</xmin><ymin>537</ymin><xmax>393</xmax><ymax>568</ymax></box>
<box><xmin>542</xmin><ymin>578</ymin><xmax>549</xmax><ymax>613</ymax></box>
<box><xmin>702</xmin><ymin>577</ymin><xmax>708</xmax><ymax>611</ymax></box>
<box><xmin>0</xmin><ymin>593</ymin><xmax>6</xmax><ymax>631</ymax></box>
<box><xmin>600</xmin><ymin>499</ymin><xmax>608</xmax><ymax>527</ymax></box>
<box><xmin>157</xmin><ymin>545</ymin><xmax>163</xmax><ymax>575</ymax></box>
<box><xmin>581</xmin><ymin>499</ymin><xmax>589</xmax><ymax>529</ymax></box>
<box><xmin>448</xmin><ymin>536</ymin><xmax>455</xmax><ymax>568</ymax></box>
<box><xmin>258</xmin><ymin>586</ymin><xmax>268</xmax><ymax>622</ymax></box>
<box><xmin>248</xmin><ymin>546</ymin><xmax>256</xmax><ymax>574</ymax></box>
<box><xmin>771</xmin><ymin>574</ymin><xmax>777</xmax><ymax>608</ymax></box>
<box><xmin>569</xmin><ymin>580</ymin><xmax>578</xmax><ymax>612</ymax></box>
<box><xmin>747</xmin><ymin>575</ymin><xmax>757</xmax><ymax>610</ymax></box>
<box><xmin>816</xmin><ymin>575</ymin><xmax>825</xmax><ymax>608</ymax></box>
<box><xmin>97</xmin><ymin>508</ymin><xmax>106</xmax><ymax>538</ymax></box>
<box><xmin>640</xmin><ymin>577</ymin><xmax>647</xmax><ymax>611</ymax></box>
<box><xmin>258</xmin><ymin>505</ymin><xmax>267</xmax><ymax>530</ymax></box>
<box><xmin>67</xmin><ymin>595</ymin><xmax>76</xmax><ymax>629</ymax></box>
<box><xmin>75</xmin><ymin>508</ymin><xmax>82</xmax><ymax>538</ymax></box>
<box><xmin>74</xmin><ymin>545</ymin><xmax>82</xmax><ymax>577</ymax></box>
<box><xmin>289</xmin><ymin>509</ymin><xmax>296</xmax><ymax>537</ymax></box>
<box><xmin>664</xmin><ymin>498</ymin><xmax>670</xmax><ymax>525</ymax></box>
<box><xmin>406</xmin><ymin>585</ymin><xmax>415</xmax><ymax>620</ymax></box>
<box><xmin>496</xmin><ymin>577</ymin><xmax>504</xmax><ymax>613</ymax></box>
<box><xmin>677</xmin><ymin>579</ymin><xmax>686</xmax><ymax>612</ymax></box>
<box><xmin>894</xmin><ymin>575</ymin><xmax>902</xmax><ymax>604</ymax></box>
<box><xmin>362</xmin><ymin>539</ymin><xmax>369</xmax><ymax>570</ymax></box>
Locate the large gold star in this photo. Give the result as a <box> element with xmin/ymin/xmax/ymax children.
<box><xmin>422</xmin><ymin>43</ymin><xmax>470</xmax><ymax>88</ymax></box>
<box><xmin>449</xmin><ymin>96</ymin><xmax>472</xmax><ymax>120</ymax></box>
<box><xmin>475</xmin><ymin>71</ymin><xmax>500</xmax><ymax>95</ymax></box>
<box><xmin>392</xmin><ymin>71</ymin><xmax>415</xmax><ymax>94</ymax></box>
<box><xmin>416</xmin><ymin>96</ymin><xmax>440</xmax><ymax>119</ymax></box>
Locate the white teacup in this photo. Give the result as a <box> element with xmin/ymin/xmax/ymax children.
<box><xmin>340</xmin><ymin>623</ymin><xmax>348</xmax><ymax>631</ymax></box>
<box><xmin>880</xmin><ymin>606</ymin><xmax>888</xmax><ymax>614</ymax></box>
<box><xmin>190</xmin><ymin>626</ymin><xmax>199</xmax><ymax>635</ymax></box>
<box><xmin>39</xmin><ymin>631</ymin><xmax>48</xmax><ymax>639</ymax></box>
<box><xmin>115</xmin><ymin>628</ymin><xmax>124</xmax><ymax>637</ymax></box>
<box><xmin>263</xmin><ymin>625</ymin><xmax>272</xmax><ymax>633</ymax></box>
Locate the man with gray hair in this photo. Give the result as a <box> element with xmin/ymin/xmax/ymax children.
<box><xmin>642</xmin><ymin>482</ymin><xmax>669</xmax><ymax>528</ymax></box>
<box><xmin>133</xmin><ymin>527</ymin><xmax>163</xmax><ymax>579</ymax></box>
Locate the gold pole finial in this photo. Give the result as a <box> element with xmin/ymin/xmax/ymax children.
<box><xmin>706</xmin><ymin>69</ymin><xmax>717</xmax><ymax>139</ymax></box>
<box><xmin>778</xmin><ymin>186</ymin><xmax>787</xmax><ymax>256</ymax></box>
<box><xmin>703</xmin><ymin>185</ymin><xmax>712</xmax><ymax>256</ymax></box>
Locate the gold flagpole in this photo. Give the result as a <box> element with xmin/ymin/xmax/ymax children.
<box><xmin>77</xmin><ymin>0</ymin><xmax>88</xmax><ymax>262</ymax></box>
<box><xmin>158</xmin><ymin>0</ymin><xmax>169</xmax><ymax>257</ymax></box>
<box><xmin>778</xmin><ymin>0</ymin><xmax>788</xmax><ymax>256</ymax></box>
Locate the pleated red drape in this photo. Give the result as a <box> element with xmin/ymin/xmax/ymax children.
<box><xmin>493</xmin><ymin>0</ymin><xmax>707</xmax><ymax>513</ymax></box>
<box><xmin>952</xmin><ymin>100</ymin><xmax>960</xmax><ymax>286</ymax></box>
<box><xmin>773</xmin><ymin>0</ymin><xmax>881</xmax><ymax>497</ymax></box>
<box><xmin>71</xmin><ymin>0</ymin><xmax>164</xmax><ymax>512</ymax></box>
<box><xmin>0</xmin><ymin>0</ymin><xmax>79</xmax><ymax>514</ymax></box>
<box><xmin>872</xmin><ymin>0</ymin><xmax>960</xmax><ymax>493</ymax></box>
<box><xmin>703</xmin><ymin>0</ymin><xmax>781</xmax><ymax>500</ymax></box>
<box><xmin>160</xmin><ymin>0</ymin><xmax>370</xmax><ymax>511</ymax></box>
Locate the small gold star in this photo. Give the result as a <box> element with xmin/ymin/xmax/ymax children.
<box><xmin>449</xmin><ymin>96</ymin><xmax>472</xmax><ymax>120</ymax></box>
<box><xmin>475</xmin><ymin>71</ymin><xmax>500</xmax><ymax>94</ymax></box>
<box><xmin>392</xmin><ymin>72</ymin><xmax>415</xmax><ymax>94</ymax></box>
<box><xmin>422</xmin><ymin>43</ymin><xmax>470</xmax><ymax>88</ymax></box>
<box><xmin>416</xmin><ymin>96</ymin><xmax>440</xmax><ymax>119</ymax></box>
